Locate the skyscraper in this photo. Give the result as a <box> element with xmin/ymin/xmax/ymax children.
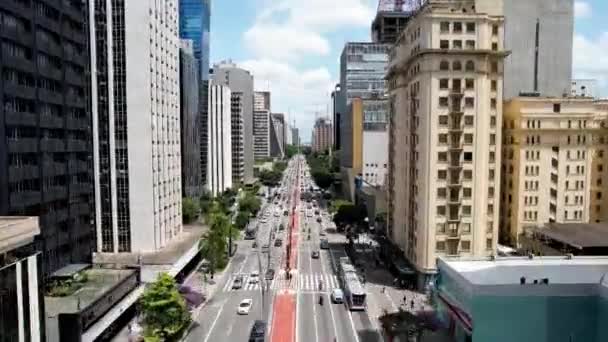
<box><xmin>0</xmin><ymin>0</ymin><xmax>94</xmax><ymax>275</ymax></box>
<box><xmin>212</xmin><ymin>61</ymin><xmax>255</xmax><ymax>183</ymax></box>
<box><xmin>208</xmin><ymin>84</ymin><xmax>233</xmax><ymax>196</ymax></box>
<box><xmin>312</xmin><ymin>118</ymin><xmax>333</xmax><ymax>153</ymax></box>
<box><xmin>179</xmin><ymin>40</ymin><xmax>202</xmax><ymax>199</ymax></box>
<box><xmin>230</xmin><ymin>92</ymin><xmax>245</xmax><ymax>184</ymax></box>
<box><xmin>270</xmin><ymin>113</ymin><xmax>286</xmax><ymax>158</ymax></box>
<box><xmin>387</xmin><ymin>0</ymin><xmax>507</xmax><ymax>288</ymax></box>
<box><xmin>180</xmin><ymin>0</ymin><xmax>211</xmax><ymax>187</ymax></box>
<box><xmin>253</xmin><ymin>92</ymin><xmax>271</xmax><ymax>160</ymax></box>
<box><xmin>91</xmin><ymin>0</ymin><xmax>182</xmax><ymax>253</ymax></box>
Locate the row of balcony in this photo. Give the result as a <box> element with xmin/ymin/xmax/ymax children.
<box><xmin>8</xmin><ymin>165</ymin><xmax>39</xmax><ymax>182</ymax></box>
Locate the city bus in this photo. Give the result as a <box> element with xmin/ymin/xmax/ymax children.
<box><xmin>338</xmin><ymin>258</ymin><xmax>366</xmax><ymax>311</ymax></box>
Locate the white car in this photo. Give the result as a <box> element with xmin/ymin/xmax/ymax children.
<box><xmin>238</xmin><ymin>299</ymin><xmax>253</xmax><ymax>315</ymax></box>
<box><xmin>331</xmin><ymin>289</ymin><xmax>344</xmax><ymax>304</ymax></box>
<box><xmin>249</xmin><ymin>271</ymin><xmax>260</xmax><ymax>284</ymax></box>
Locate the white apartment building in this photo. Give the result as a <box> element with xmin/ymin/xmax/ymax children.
<box><xmin>387</xmin><ymin>0</ymin><xmax>507</xmax><ymax>287</ymax></box>
<box><xmin>91</xmin><ymin>0</ymin><xmax>182</xmax><ymax>253</ymax></box>
<box><xmin>253</xmin><ymin>110</ymin><xmax>271</xmax><ymax>159</ymax></box>
<box><xmin>207</xmin><ymin>84</ymin><xmax>233</xmax><ymax>196</ymax></box>
<box><xmin>501</xmin><ymin>97</ymin><xmax>608</xmax><ymax>246</ymax></box>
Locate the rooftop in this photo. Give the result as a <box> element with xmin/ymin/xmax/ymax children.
<box><xmin>531</xmin><ymin>222</ymin><xmax>608</xmax><ymax>249</ymax></box>
<box><xmin>0</xmin><ymin>216</ymin><xmax>40</xmax><ymax>254</ymax></box>
<box><xmin>440</xmin><ymin>256</ymin><xmax>608</xmax><ymax>285</ymax></box>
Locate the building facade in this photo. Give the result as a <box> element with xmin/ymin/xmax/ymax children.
<box><xmin>0</xmin><ymin>217</ymin><xmax>44</xmax><ymax>342</ymax></box>
<box><xmin>253</xmin><ymin>110</ymin><xmax>271</xmax><ymax>160</ymax></box>
<box><xmin>503</xmin><ymin>0</ymin><xmax>573</xmax><ymax>99</ymax></box>
<box><xmin>230</xmin><ymin>92</ymin><xmax>245</xmax><ymax>184</ymax></box>
<box><xmin>179</xmin><ymin>0</ymin><xmax>211</xmax><ymax>186</ymax></box>
<box><xmin>254</xmin><ymin>91</ymin><xmax>271</xmax><ymax>112</ymax></box>
<box><xmin>270</xmin><ymin>113</ymin><xmax>286</xmax><ymax>158</ymax></box>
<box><xmin>331</xmin><ymin>84</ymin><xmax>342</xmax><ymax>150</ymax></box>
<box><xmin>91</xmin><ymin>0</ymin><xmax>182</xmax><ymax>254</ymax></box>
<box><xmin>207</xmin><ymin>84</ymin><xmax>233</xmax><ymax>196</ymax></box>
<box><xmin>291</xmin><ymin>127</ymin><xmax>300</xmax><ymax>147</ymax></box>
<box><xmin>387</xmin><ymin>0</ymin><xmax>507</xmax><ymax>287</ymax></box>
<box><xmin>211</xmin><ymin>61</ymin><xmax>254</xmax><ymax>183</ymax></box>
<box><xmin>500</xmin><ymin>97</ymin><xmax>608</xmax><ymax>246</ymax></box>
<box><xmin>179</xmin><ymin>40</ymin><xmax>201</xmax><ymax>199</ymax></box>
<box><xmin>312</xmin><ymin>118</ymin><xmax>333</xmax><ymax>153</ymax></box>
<box><xmin>0</xmin><ymin>0</ymin><xmax>94</xmax><ymax>275</ymax></box>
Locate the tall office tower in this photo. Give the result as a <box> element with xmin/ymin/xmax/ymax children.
<box><xmin>254</xmin><ymin>91</ymin><xmax>271</xmax><ymax>112</ymax></box>
<box><xmin>180</xmin><ymin>0</ymin><xmax>211</xmax><ymax>188</ymax></box>
<box><xmin>503</xmin><ymin>0</ymin><xmax>573</xmax><ymax>98</ymax></box>
<box><xmin>312</xmin><ymin>118</ymin><xmax>333</xmax><ymax>153</ymax></box>
<box><xmin>387</xmin><ymin>0</ymin><xmax>507</xmax><ymax>287</ymax></box>
<box><xmin>292</xmin><ymin>127</ymin><xmax>300</xmax><ymax>147</ymax></box>
<box><xmin>331</xmin><ymin>84</ymin><xmax>341</xmax><ymax>150</ymax></box>
<box><xmin>179</xmin><ymin>40</ymin><xmax>201</xmax><ymax>199</ymax></box>
<box><xmin>230</xmin><ymin>93</ymin><xmax>245</xmax><ymax>184</ymax></box>
<box><xmin>270</xmin><ymin>113</ymin><xmax>286</xmax><ymax>158</ymax></box>
<box><xmin>253</xmin><ymin>110</ymin><xmax>271</xmax><ymax>160</ymax></box>
<box><xmin>500</xmin><ymin>98</ymin><xmax>608</xmax><ymax>247</ymax></box>
<box><xmin>253</xmin><ymin>92</ymin><xmax>271</xmax><ymax>160</ymax></box>
<box><xmin>0</xmin><ymin>1</ymin><xmax>94</xmax><ymax>275</ymax></box>
<box><xmin>207</xmin><ymin>84</ymin><xmax>233</xmax><ymax>196</ymax></box>
<box><xmin>211</xmin><ymin>61</ymin><xmax>254</xmax><ymax>183</ymax></box>
<box><xmin>285</xmin><ymin>124</ymin><xmax>293</xmax><ymax>146</ymax></box>
<box><xmin>91</xmin><ymin>0</ymin><xmax>182</xmax><ymax>254</ymax></box>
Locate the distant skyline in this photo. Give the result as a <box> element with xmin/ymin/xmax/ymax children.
<box><xmin>210</xmin><ymin>0</ymin><xmax>608</xmax><ymax>142</ymax></box>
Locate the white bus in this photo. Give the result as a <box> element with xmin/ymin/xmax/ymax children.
<box><xmin>338</xmin><ymin>258</ymin><xmax>366</xmax><ymax>311</ymax></box>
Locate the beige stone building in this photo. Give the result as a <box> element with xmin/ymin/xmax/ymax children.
<box><xmin>387</xmin><ymin>0</ymin><xmax>507</xmax><ymax>286</ymax></box>
<box><xmin>500</xmin><ymin>97</ymin><xmax>608</xmax><ymax>247</ymax></box>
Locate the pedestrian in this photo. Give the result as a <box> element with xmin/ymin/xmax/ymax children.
<box><xmin>410</xmin><ymin>299</ymin><xmax>415</xmax><ymax>310</ymax></box>
<box><xmin>381</xmin><ymin>286</ymin><xmax>386</xmax><ymax>294</ymax></box>
<box><xmin>403</xmin><ymin>295</ymin><xmax>407</xmax><ymax>304</ymax></box>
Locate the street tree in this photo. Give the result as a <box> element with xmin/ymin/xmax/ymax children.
<box><xmin>238</xmin><ymin>193</ymin><xmax>261</xmax><ymax>215</ymax></box>
<box><xmin>311</xmin><ymin>170</ymin><xmax>333</xmax><ymax>190</ymax></box>
<box><xmin>139</xmin><ymin>273</ymin><xmax>191</xmax><ymax>340</ymax></box>
<box><xmin>234</xmin><ymin>210</ymin><xmax>250</xmax><ymax>230</ymax></box>
<box><xmin>182</xmin><ymin>197</ymin><xmax>200</xmax><ymax>224</ymax></box>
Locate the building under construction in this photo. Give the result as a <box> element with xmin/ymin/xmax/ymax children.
<box><xmin>371</xmin><ymin>0</ymin><xmax>425</xmax><ymax>43</ymax></box>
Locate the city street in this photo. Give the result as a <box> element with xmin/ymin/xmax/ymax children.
<box><xmin>184</xmin><ymin>156</ymin><xmax>385</xmax><ymax>342</ymax></box>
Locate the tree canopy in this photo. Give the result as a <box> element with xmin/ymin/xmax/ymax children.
<box><xmin>182</xmin><ymin>197</ymin><xmax>200</xmax><ymax>224</ymax></box>
<box><xmin>238</xmin><ymin>192</ymin><xmax>261</xmax><ymax>215</ymax></box>
<box><xmin>139</xmin><ymin>273</ymin><xmax>191</xmax><ymax>340</ymax></box>
<box><xmin>311</xmin><ymin>170</ymin><xmax>334</xmax><ymax>190</ymax></box>
<box><xmin>285</xmin><ymin>145</ymin><xmax>298</xmax><ymax>158</ymax></box>
<box><xmin>333</xmin><ymin>203</ymin><xmax>367</xmax><ymax>227</ymax></box>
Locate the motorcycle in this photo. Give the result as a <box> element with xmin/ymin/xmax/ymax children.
<box><xmin>319</xmin><ymin>295</ymin><xmax>324</xmax><ymax>305</ymax></box>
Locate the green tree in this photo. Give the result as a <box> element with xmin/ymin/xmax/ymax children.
<box><xmin>199</xmin><ymin>191</ymin><xmax>212</xmax><ymax>216</ymax></box>
<box><xmin>139</xmin><ymin>273</ymin><xmax>191</xmax><ymax>340</ymax></box>
<box><xmin>234</xmin><ymin>210</ymin><xmax>250</xmax><ymax>230</ymax></box>
<box><xmin>329</xmin><ymin>199</ymin><xmax>352</xmax><ymax>214</ymax></box>
<box><xmin>285</xmin><ymin>145</ymin><xmax>298</xmax><ymax>158</ymax></box>
<box><xmin>259</xmin><ymin>169</ymin><xmax>282</xmax><ymax>186</ymax></box>
<box><xmin>273</xmin><ymin>161</ymin><xmax>288</xmax><ymax>173</ymax></box>
<box><xmin>311</xmin><ymin>170</ymin><xmax>333</xmax><ymax>190</ymax></box>
<box><xmin>333</xmin><ymin>203</ymin><xmax>367</xmax><ymax>227</ymax></box>
<box><xmin>238</xmin><ymin>193</ymin><xmax>261</xmax><ymax>215</ymax></box>
<box><xmin>182</xmin><ymin>197</ymin><xmax>200</xmax><ymax>224</ymax></box>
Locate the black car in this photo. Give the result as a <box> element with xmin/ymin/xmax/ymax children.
<box><xmin>314</xmin><ymin>210</ymin><xmax>319</xmax><ymax>215</ymax></box>
<box><xmin>265</xmin><ymin>269</ymin><xmax>275</xmax><ymax>280</ymax></box>
<box><xmin>311</xmin><ymin>251</ymin><xmax>320</xmax><ymax>259</ymax></box>
<box><xmin>279</xmin><ymin>223</ymin><xmax>285</xmax><ymax>231</ymax></box>
<box><xmin>274</xmin><ymin>239</ymin><xmax>282</xmax><ymax>247</ymax></box>
<box><xmin>316</xmin><ymin>217</ymin><xmax>322</xmax><ymax>223</ymax></box>
<box><xmin>320</xmin><ymin>239</ymin><xmax>329</xmax><ymax>249</ymax></box>
<box><xmin>249</xmin><ymin>320</ymin><xmax>267</xmax><ymax>342</ymax></box>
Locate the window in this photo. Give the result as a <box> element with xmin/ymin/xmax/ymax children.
<box><xmin>464</xmin><ymin>152</ymin><xmax>473</xmax><ymax>162</ymax></box>
<box><xmin>439</xmin><ymin>134</ymin><xmax>448</xmax><ymax>144</ymax></box>
<box><xmin>464</xmin><ymin>116</ymin><xmax>474</xmax><ymax>125</ymax></box>
<box><xmin>453</xmin><ymin>22</ymin><xmax>462</xmax><ymax>33</ymax></box>
<box><xmin>453</xmin><ymin>61</ymin><xmax>462</xmax><ymax>71</ymax></box>
<box><xmin>490</xmin><ymin>134</ymin><xmax>496</xmax><ymax>145</ymax></box>
<box><xmin>553</xmin><ymin>103</ymin><xmax>561</xmax><ymax>113</ymax></box>
<box><xmin>597</xmin><ymin>192</ymin><xmax>602</xmax><ymax>200</ymax></box>
<box><xmin>436</xmin><ymin>223</ymin><xmax>446</xmax><ymax>233</ymax></box>
<box><xmin>466</xmin><ymin>22</ymin><xmax>475</xmax><ymax>33</ymax></box>
<box><xmin>464</xmin><ymin>134</ymin><xmax>473</xmax><ymax>144</ymax></box>
<box><xmin>465</xmin><ymin>40</ymin><xmax>475</xmax><ymax>49</ymax></box>
<box><xmin>440</xmin><ymin>40</ymin><xmax>449</xmax><ymax>49</ymax></box>
<box><xmin>486</xmin><ymin>238</ymin><xmax>493</xmax><ymax>250</ymax></box>
<box><xmin>440</xmin><ymin>79</ymin><xmax>449</xmax><ymax>89</ymax></box>
<box><xmin>440</xmin><ymin>22</ymin><xmax>450</xmax><ymax>33</ymax></box>
<box><xmin>437</xmin><ymin>206</ymin><xmax>446</xmax><ymax>216</ymax></box>
<box><xmin>491</xmin><ymin>98</ymin><xmax>497</xmax><ymax>109</ymax></box>
<box><xmin>492</xmin><ymin>25</ymin><xmax>499</xmax><ymax>35</ymax></box>
<box><xmin>465</xmin><ymin>78</ymin><xmax>474</xmax><ymax>89</ymax></box>
<box><xmin>465</xmin><ymin>97</ymin><xmax>474</xmax><ymax>107</ymax></box>
<box><xmin>439</xmin><ymin>97</ymin><xmax>449</xmax><ymax>107</ymax></box>
<box><xmin>440</xmin><ymin>60</ymin><xmax>449</xmax><ymax>70</ymax></box>
<box><xmin>491</xmin><ymin>42</ymin><xmax>498</xmax><ymax>51</ymax></box>
<box><xmin>438</xmin><ymin>188</ymin><xmax>447</xmax><ymax>198</ymax></box>
<box><xmin>464</xmin><ymin>170</ymin><xmax>472</xmax><ymax>180</ymax></box>
<box><xmin>461</xmin><ymin>240</ymin><xmax>471</xmax><ymax>251</ymax></box>
<box><xmin>490</xmin><ymin>116</ymin><xmax>496</xmax><ymax>127</ymax></box>
<box><xmin>465</xmin><ymin>61</ymin><xmax>475</xmax><ymax>71</ymax></box>
<box><xmin>439</xmin><ymin>115</ymin><xmax>448</xmax><ymax>125</ymax></box>
<box><xmin>453</xmin><ymin>40</ymin><xmax>462</xmax><ymax>49</ymax></box>
<box><xmin>491</xmin><ymin>61</ymin><xmax>498</xmax><ymax>73</ymax></box>
<box><xmin>462</xmin><ymin>206</ymin><xmax>471</xmax><ymax>216</ymax></box>
<box><xmin>438</xmin><ymin>152</ymin><xmax>448</xmax><ymax>162</ymax></box>
<box><xmin>436</xmin><ymin>241</ymin><xmax>446</xmax><ymax>251</ymax></box>
<box><xmin>463</xmin><ymin>188</ymin><xmax>472</xmax><ymax>198</ymax></box>
<box><xmin>491</xmin><ymin>80</ymin><xmax>497</xmax><ymax>91</ymax></box>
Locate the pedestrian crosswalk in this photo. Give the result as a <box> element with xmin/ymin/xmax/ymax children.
<box><xmin>221</xmin><ymin>272</ymin><xmax>341</xmax><ymax>292</ymax></box>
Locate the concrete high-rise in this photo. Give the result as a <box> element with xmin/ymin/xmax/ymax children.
<box><xmin>253</xmin><ymin>92</ymin><xmax>271</xmax><ymax>160</ymax></box>
<box><xmin>500</xmin><ymin>97</ymin><xmax>608</xmax><ymax>247</ymax></box>
<box><xmin>207</xmin><ymin>84</ymin><xmax>233</xmax><ymax>196</ymax></box>
<box><xmin>179</xmin><ymin>0</ymin><xmax>211</xmax><ymax>187</ymax></box>
<box><xmin>387</xmin><ymin>0</ymin><xmax>507</xmax><ymax>287</ymax></box>
<box><xmin>211</xmin><ymin>61</ymin><xmax>254</xmax><ymax>183</ymax></box>
<box><xmin>0</xmin><ymin>0</ymin><xmax>94</xmax><ymax>275</ymax></box>
<box><xmin>91</xmin><ymin>0</ymin><xmax>182</xmax><ymax>253</ymax></box>
<box><xmin>179</xmin><ymin>40</ymin><xmax>201</xmax><ymax>199</ymax></box>
<box><xmin>292</xmin><ymin>127</ymin><xmax>300</xmax><ymax>147</ymax></box>
<box><xmin>312</xmin><ymin>118</ymin><xmax>332</xmax><ymax>153</ymax></box>
<box><xmin>254</xmin><ymin>91</ymin><xmax>271</xmax><ymax>112</ymax></box>
<box><xmin>503</xmin><ymin>0</ymin><xmax>573</xmax><ymax>99</ymax></box>
<box><xmin>230</xmin><ymin>93</ymin><xmax>245</xmax><ymax>184</ymax></box>
<box><xmin>331</xmin><ymin>85</ymin><xmax>342</xmax><ymax>151</ymax></box>
<box><xmin>270</xmin><ymin>113</ymin><xmax>286</xmax><ymax>158</ymax></box>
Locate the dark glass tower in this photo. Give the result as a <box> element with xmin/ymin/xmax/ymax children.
<box><xmin>0</xmin><ymin>0</ymin><xmax>95</xmax><ymax>276</ymax></box>
<box><xmin>179</xmin><ymin>0</ymin><xmax>210</xmax><ymax>191</ymax></box>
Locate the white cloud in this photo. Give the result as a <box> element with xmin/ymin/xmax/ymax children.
<box><xmin>240</xmin><ymin>59</ymin><xmax>335</xmax><ymax>137</ymax></box>
<box><xmin>243</xmin><ymin>24</ymin><xmax>330</xmax><ymax>61</ymax></box>
<box><xmin>574</xmin><ymin>1</ymin><xmax>592</xmax><ymax>18</ymax></box>
<box><xmin>573</xmin><ymin>33</ymin><xmax>608</xmax><ymax>97</ymax></box>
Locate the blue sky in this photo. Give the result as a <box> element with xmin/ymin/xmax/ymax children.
<box><xmin>210</xmin><ymin>0</ymin><xmax>608</xmax><ymax>141</ymax></box>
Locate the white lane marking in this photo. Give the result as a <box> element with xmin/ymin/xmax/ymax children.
<box><xmin>319</xmin><ymin>243</ymin><xmax>340</xmax><ymax>342</ymax></box>
<box><xmin>347</xmin><ymin>309</ymin><xmax>362</xmax><ymax>342</ymax></box>
<box><xmin>203</xmin><ymin>300</ymin><xmax>226</xmax><ymax>342</ymax></box>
